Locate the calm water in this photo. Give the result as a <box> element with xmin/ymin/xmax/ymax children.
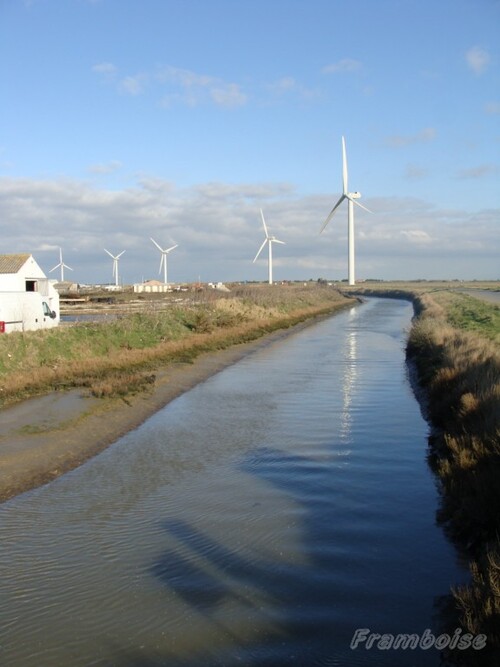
<box><xmin>0</xmin><ymin>298</ymin><xmax>467</xmax><ymax>666</ymax></box>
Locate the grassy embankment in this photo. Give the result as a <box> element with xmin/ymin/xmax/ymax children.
<box><xmin>353</xmin><ymin>284</ymin><xmax>500</xmax><ymax>646</ymax></box>
<box><xmin>0</xmin><ymin>284</ymin><xmax>354</xmax><ymax>406</ymax></box>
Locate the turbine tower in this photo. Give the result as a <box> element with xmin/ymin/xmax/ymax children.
<box><xmin>49</xmin><ymin>247</ymin><xmax>73</xmax><ymax>282</ymax></box>
<box><xmin>253</xmin><ymin>209</ymin><xmax>285</xmax><ymax>285</ymax></box>
<box><xmin>104</xmin><ymin>248</ymin><xmax>125</xmax><ymax>286</ymax></box>
<box><xmin>320</xmin><ymin>136</ymin><xmax>371</xmax><ymax>286</ymax></box>
<box><xmin>150</xmin><ymin>238</ymin><xmax>178</xmax><ymax>287</ymax></box>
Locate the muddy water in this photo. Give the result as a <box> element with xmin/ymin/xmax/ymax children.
<box><xmin>0</xmin><ymin>298</ymin><xmax>466</xmax><ymax>666</ymax></box>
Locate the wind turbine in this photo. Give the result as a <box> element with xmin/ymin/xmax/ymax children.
<box><xmin>320</xmin><ymin>136</ymin><xmax>371</xmax><ymax>286</ymax></box>
<box><xmin>150</xmin><ymin>238</ymin><xmax>178</xmax><ymax>287</ymax></box>
<box><xmin>49</xmin><ymin>247</ymin><xmax>73</xmax><ymax>282</ymax></box>
<box><xmin>104</xmin><ymin>248</ymin><xmax>125</xmax><ymax>286</ymax></box>
<box><xmin>253</xmin><ymin>209</ymin><xmax>285</xmax><ymax>285</ymax></box>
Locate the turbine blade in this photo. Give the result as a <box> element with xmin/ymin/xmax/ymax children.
<box><xmin>166</xmin><ymin>244</ymin><xmax>178</xmax><ymax>253</ymax></box>
<box><xmin>272</xmin><ymin>239</ymin><xmax>286</xmax><ymax>245</ymax></box>
<box><xmin>104</xmin><ymin>248</ymin><xmax>114</xmax><ymax>258</ymax></box>
<box><xmin>150</xmin><ymin>237</ymin><xmax>164</xmax><ymax>252</ymax></box>
<box><xmin>159</xmin><ymin>254</ymin><xmax>165</xmax><ymax>273</ymax></box>
<box><xmin>63</xmin><ymin>263</ymin><xmax>73</xmax><ymax>271</ymax></box>
<box><xmin>260</xmin><ymin>209</ymin><xmax>269</xmax><ymax>238</ymax></box>
<box><xmin>348</xmin><ymin>196</ymin><xmax>372</xmax><ymax>214</ymax></box>
<box><xmin>253</xmin><ymin>238</ymin><xmax>268</xmax><ymax>263</ymax></box>
<box><xmin>342</xmin><ymin>136</ymin><xmax>348</xmax><ymax>194</ymax></box>
<box><xmin>319</xmin><ymin>195</ymin><xmax>346</xmax><ymax>234</ymax></box>
<box><xmin>117</xmin><ymin>250</ymin><xmax>126</xmax><ymax>258</ymax></box>
<box><xmin>49</xmin><ymin>263</ymin><xmax>60</xmax><ymax>273</ymax></box>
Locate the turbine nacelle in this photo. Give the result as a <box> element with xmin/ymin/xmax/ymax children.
<box><xmin>104</xmin><ymin>249</ymin><xmax>125</xmax><ymax>285</ymax></box>
<box><xmin>253</xmin><ymin>209</ymin><xmax>285</xmax><ymax>285</ymax></box>
<box><xmin>320</xmin><ymin>136</ymin><xmax>373</xmax><ymax>286</ymax></box>
<box><xmin>150</xmin><ymin>237</ymin><xmax>178</xmax><ymax>286</ymax></box>
<box><xmin>49</xmin><ymin>247</ymin><xmax>73</xmax><ymax>281</ymax></box>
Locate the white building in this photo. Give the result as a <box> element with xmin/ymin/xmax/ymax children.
<box><xmin>134</xmin><ymin>280</ymin><xmax>171</xmax><ymax>294</ymax></box>
<box><xmin>0</xmin><ymin>253</ymin><xmax>60</xmax><ymax>333</ymax></box>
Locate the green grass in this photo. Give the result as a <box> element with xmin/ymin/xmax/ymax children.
<box><xmin>403</xmin><ymin>292</ymin><xmax>500</xmax><ymax>646</ymax></box>
<box><xmin>444</xmin><ymin>294</ymin><xmax>500</xmax><ymax>341</ymax></box>
<box><xmin>349</xmin><ymin>283</ymin><xmax>500</xmax><ymax>644</ymax></box>
<box><xmin>0</xmin><ymin>285</ymin><xmax>354</xmax><ymax>403</ymax></box>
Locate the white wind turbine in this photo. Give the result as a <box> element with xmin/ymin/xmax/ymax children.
<box><xmin>49</xmin><ymin>247</ymin><xmax>73</xmax><ymax>282</ymax></box>
<box><xmin>320</xmin><ymin>136</ymin><xmax>371</xmax><ymax>286</ymax></box>
<box><xmin>104</xmin><ymin>248</ymin><xmax>125</xmax><ymax>286</ymax></box>
<box><xmin>150</xmin><ymin>238</ymin><xmax>178</xmax><ymax>287</ymax></box>
<box><xmin>253</xmin><ymin>209</ymin><xmax>285</xmax><ymax>285</ymax></box>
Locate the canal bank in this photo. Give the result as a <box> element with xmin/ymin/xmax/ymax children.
<box><xmin>0</xmin><ymin>306</ymin><xmax>353</xmax><ymax>504</ymax></box>
<box><xmin>0</xmin><ymin>298</ymin><xmax>472</xmax><ymax>666</ymax></box>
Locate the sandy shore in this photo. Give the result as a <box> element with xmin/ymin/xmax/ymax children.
<box><xmin>0</xmin><ymin>319</ymin><xmax>326</xmax><ymax>504</ymax></box>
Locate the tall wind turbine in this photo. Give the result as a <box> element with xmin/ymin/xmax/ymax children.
<box><xmin>253</xmin><ymin>209</ymin><xmax>285</xmax><ymax>285</ymax></box>
<box><xmin>150</xmin><ymin>238</ymin><xmax>178</xmax><ymax>287</ymax></box>
<box><xmin>49</xmin><ymin>247</ymin><xmax>73</xmax><ymax>282</ymax></box>
<box><xmin>320</xmin><ymin>136</ymin><xmax>371</xmax><ymax>286</ymax></box>
<box><xmin>104</xmin><ymin>249</ymin><xmax>125</xmax><ymax>286</ymax></box>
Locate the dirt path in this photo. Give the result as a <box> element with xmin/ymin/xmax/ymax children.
<box><xmin>0</xmin><ymin>318</ymin><xmax>328</xmax><ymax>504</ymax></box>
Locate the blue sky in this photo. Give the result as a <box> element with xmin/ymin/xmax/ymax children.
<box><xmin>1</xmin><ymin>0</ymin><xmax>499</xmax><ymax>284</ymax></box>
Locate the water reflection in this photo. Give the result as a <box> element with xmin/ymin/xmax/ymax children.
<box><xmin>340</xmin><ymin>307</ymin><xmax>358</xmax><ymax>445</ymax></box>
<box><xmin>0</xmin><ymin>298</ymin><xmax>469</xmax><ymax>666</ymax></box>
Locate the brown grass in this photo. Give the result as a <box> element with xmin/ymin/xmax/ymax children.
<box><xmin>348</xmin><ymin>284</ymin><xmax>500</xmax><ymax>642</ymax></box>
<box><xmin>403</xmin><ymin>293</ymin><xmax>500</xmax><ymax>642</ymax></box>
<box><xmin>0</xmin><ymin>285</ymin><xmax>354</xmax><ymax>405</ymax></box>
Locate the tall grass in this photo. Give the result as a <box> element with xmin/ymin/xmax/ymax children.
<box><xmin>352</xmin><ymin>285</ymin><xmax>500</xmax><ymax>647</ymax></box>
<box><xmin>0</xmin><ymin>285</ymin><xmax>352</xmax><ymax>404</ymax></box>
<box><xmin>405</xmin><ymin>292</ymin><xmax>500</xmax><ymax>646</ymax></box>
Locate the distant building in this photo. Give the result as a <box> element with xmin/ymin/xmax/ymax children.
<box><xmin>53</xmin><ymin>280</ymin><xmax>80</xmax><ymax>293</ymax></box>
<box><xmin>0</xmin><ymin>253</ymin><xmax>60</xmax><ymax>332</ymax></box>
<box><xmin>133</xmin><ymin>279</ymin><xmax>171</xmax><ymax>294</ymax></box>
<box><xmin>208</xmin><ymin>282</ymin><xmax>230</xmax><ymax>292</ymax></box>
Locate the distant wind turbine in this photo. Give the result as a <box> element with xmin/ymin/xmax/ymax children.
<box><xmin>253</xmin><ymin>209</ymin><xmax>285</xmax><ymax>285</ymax></box>
<box><xmin>320</xmin><ymin>136</ymin><xmax>372</xmax><ymax>286</ymax></box>
<box><xmin>104</xmin><ymin>248</ymin><xmax>125</xmax><ymax>286</ymax></box>
<box><xmin>150</xmin><ymin>238</ymin><xmax>178</xmax><ymax>287</ymax></box>
<box><xmin>49</xmin><ymin>247</ymin><xmax>73</xmax><ymax>282</ymax></box>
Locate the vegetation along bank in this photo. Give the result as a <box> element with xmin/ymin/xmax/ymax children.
<box><xmin>2</xmin><ymin>281</ymin><xmax>498</xmax><ymax>652</ymax></box>
<box><xmin>352</xmin><ymin>284</ymin><xmax>500</xmax><ymax>656</ymax></box>
<box><xmin>0</xmin><ymin>284</ymin><xmax>355</xmax><ymax>501</ymax></box>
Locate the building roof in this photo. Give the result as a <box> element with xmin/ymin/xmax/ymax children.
<box><xmin>0</xmin><ymin>253</ymin><xmax>31</xmax><ymax>274</ymax></box>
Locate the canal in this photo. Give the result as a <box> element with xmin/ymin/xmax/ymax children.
<box><xmin>0</xmin><ymin>298</ymin><xmax>467</xmax><ymax>666</ymax></box>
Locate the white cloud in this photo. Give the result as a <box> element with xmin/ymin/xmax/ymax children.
<box><xmin>92</xmin><ymin>62</ymin><xmax>117</xmax><ymax>79</ymax></box>
<box><xmin>465</xmin><ymin>46</ymin><xmax>491</xmax><ymax>75</ymax></box>
<box><xmin>385</xmin><ymin>128</ymin><xmax>437</xmax><ymax>148</ymax></box>
<box><xmin>485</xmin><ymin>101</ymin><xmax>500</xmax><ymax>114</ymax></box>
<box><xmin>92</xmin><ymin>62</ymin><xmax>116</xmax><ymax>74</ymax></box>
<box><xmin>87</xmin><ymin>161</ymin><xmax>123</xmax><ymax>174</ymax></box>
<box><xmin>322</xmin><ymin>59</ymin><xmax>362</xmax><ymax>74</ymax></box>
<box><xmin>92</xmin><ymin>62</ymin><xmax>247</xmax><ymax>108</ymax></box>
<box><xmin>400</xmin><ymin>230</ymin><xmax>432</xmax><ymax>244</ymax></box>
<box><xmin>119</xmin><ymin>74</ymin><xmax>148</xmax><ymax>96</ymax></box>
<box><xmin>267</xmin><ymin>77</ymin><xmax>297</xmax><ymax>94</ymax></box>
<box><xmin>157</xmin><ymin>66</ymin><xmax>214</xmax><ymax>88</ymax></box>
<box><xmin>404</xmin><ymin>164</ymin><xmax>429</xmax><ymax>180</ymax></box>
<box><xmin>0</xmin><ymin>178</ymin><xmax>498</xmax><ymax>283</ymax></box>
<box><xmin>265</xmin><ymin>77</ymin><xmax>318</xmax><ymax>101</ymax></box>
<box><xmin>157</xmin><ymin>65</ymin><xmax>247</xmax><ymax>108</ymax></box>
<box><xmin>455</xmin><ymin>164</ymin><xmax>500</xmax><ymax>179</ymax></box>
<box><xmin>210</xmin><ymin>83</ymin><xmax>247</xmax><ymax>108</ymax></box>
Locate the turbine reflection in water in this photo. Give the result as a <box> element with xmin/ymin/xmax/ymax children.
<box><xmin>339</xmin><ymin>306</ymin><xmax>358</xmax><ymax>446</ymax></box>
